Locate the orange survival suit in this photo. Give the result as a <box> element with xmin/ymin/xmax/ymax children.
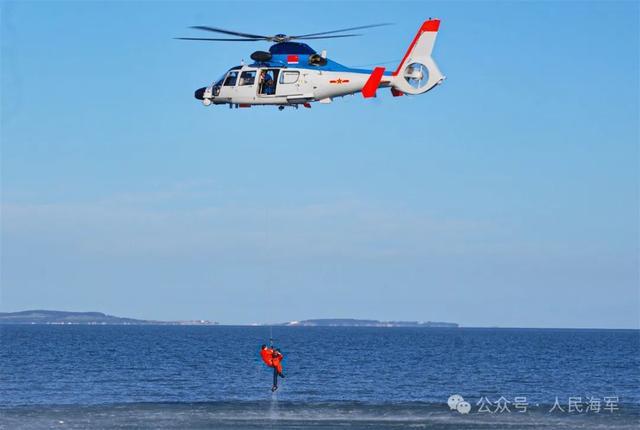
<box><xmin>260</xmin><ymin>346</ymin><xmax>274</xmax><ymax>367</ymax></box>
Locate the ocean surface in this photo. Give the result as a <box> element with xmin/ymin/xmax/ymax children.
<box><xmin>0</xmin><ymin>326</ymin><xmax>638</xmax><ymax>429</ymax></box>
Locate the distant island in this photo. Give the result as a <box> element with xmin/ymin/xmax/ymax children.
<box><xmin>0</xmin><ymin>311</ymin><xmax>457</xmax><ymax>328</ymax></box>
<box><xmin>279</xmin><ymin>318</ymin><xmax>458</xmax><ymax>328</ymax></box>
<box><xmin>0</xmin><ymin>310</ymin><xmax>217</xmax><ymax>325</ymax></box>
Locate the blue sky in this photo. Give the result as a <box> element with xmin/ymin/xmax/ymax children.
<box><xmin>1</xmin><ymin>1</ymin><xmax>638</xmax><ymax>328</ymax></box>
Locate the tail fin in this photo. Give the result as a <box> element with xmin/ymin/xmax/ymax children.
<box><xmin>391</xmin><ymin>19</ymin><xmax>444</xmax><ymax>95</ymax></box>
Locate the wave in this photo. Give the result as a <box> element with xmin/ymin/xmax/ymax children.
<box><xmin>1</xmin><ymin>400</ymin><xmax>639</xmax><ymax>430</ymax></box>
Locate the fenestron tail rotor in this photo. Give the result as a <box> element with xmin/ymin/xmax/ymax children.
<box><xmin>175</xmin><ymin>23</ymin><xmax>392</xmax><ymax>43</ymax></box>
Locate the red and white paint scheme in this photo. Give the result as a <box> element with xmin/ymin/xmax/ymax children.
<box><xmin>188</xmin><ymin>19</ymin><xmax>445</xmax><ymax>109</ymax></box>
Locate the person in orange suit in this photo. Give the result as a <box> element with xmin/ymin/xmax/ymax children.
<box><xmin>260</xmin><ymin>344</ymin><xmax>273</xmax><ymax>367</ymax></box>
<box><xmin>260</xmin><ymin>345</ymin><xmax>285</xmax><ymax>392</ymax></box>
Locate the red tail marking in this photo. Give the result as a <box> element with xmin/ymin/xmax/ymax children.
<box><xmin>423</xmin><ymin>19</ymin><xmax>440</xmax><ymax>32</ymax></box>
<box><xmin>362</xmin><ymin>67</ymin><xmax>386</xmax><ymax>98</ymax></box>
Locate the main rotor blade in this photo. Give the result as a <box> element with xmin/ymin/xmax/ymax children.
<box><xmin>189</xmin><ymin>26</ymin><xmax>268</xmax><ymax>39</ymax></box>
<box><xmin>175</xmin><ymin>37</ymin><xmax>264</xmax><ymax>41</ymax></box>
<box><xmin>294</xmin><ymin>34</ymin><xmax>362</xmax><ymax>40</ymax></box>
<box><xmin>292</xmin><ymin>23</ymin><xmax>392</xmax><ymax>39</ymax></box>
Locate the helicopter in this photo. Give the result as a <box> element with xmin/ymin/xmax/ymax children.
<box><xmin>177</xmin><ymin>19</ymin><xmax>444</xmax><ymax>110</ymax></box>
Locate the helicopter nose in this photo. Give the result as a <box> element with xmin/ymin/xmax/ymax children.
<box><xmin>194</xmin><ymin>87</ymin><xmax>206</xmax><ymax>100</ymax></box>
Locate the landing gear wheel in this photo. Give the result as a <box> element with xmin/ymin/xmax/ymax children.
<box><xmin>278</xmin><ymin>106</ymin><xmax>285</xmax><ymax>111</ymax></box>
<box><xmin>203</xmin><ymin>98</ymin><xmax>212</xmax><ymax>106</ymax></box>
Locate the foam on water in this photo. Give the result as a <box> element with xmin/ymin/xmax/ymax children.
<box><xmin>1</xmin><ymin>402</ymin><xmax>638</xmax><ymax>430</ymax></box>
<box><xmin>269</xmin><ymin>395</ymin><xmax>279</xmax><ymax>420</ymax></box>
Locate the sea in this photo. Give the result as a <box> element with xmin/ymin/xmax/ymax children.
<box><xmin>0</xmin><ymin>326</ymin><xmax>638</xmax><ymax>429</ymax></box>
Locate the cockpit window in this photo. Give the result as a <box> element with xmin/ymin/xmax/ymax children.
<box><xmin>223</xmin><ymin>71</ymin><xmax>239</xmax><ymax>86</ymax></box>
<box><xmin>239</xmin><ymin>70</ymin><xmax>256</xmax><ymax>86</ymax></box>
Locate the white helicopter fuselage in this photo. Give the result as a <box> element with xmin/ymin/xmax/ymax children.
<box><xmin>205</xmin><ymin>66</ymin><xmax>385</xmax><ymax>106</ymax></box>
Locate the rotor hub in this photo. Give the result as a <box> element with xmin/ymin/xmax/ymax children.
<box><xmin>273</xmin><ymin>34</ymin><xmax>289</xmax><ymax>43</ymax></box>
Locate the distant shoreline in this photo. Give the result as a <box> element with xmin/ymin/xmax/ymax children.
<box><xmin>0</xmin><ymin>310</ymin><xmax>218</xmax><ymax>326</ymax></box>
<box><xmin>3</xmin><ymin>324</ymin><xmax>636</xmax><ymax>331</ymax></box>
<box><xmin>1</xmin><ymin>310</ymin><xmax>637</xmax><ymax>330</ymax></box>
<box><xmin>0</xmin><ymin>310</ymin><xmax>459</xmax><ymax>327</ymax></box>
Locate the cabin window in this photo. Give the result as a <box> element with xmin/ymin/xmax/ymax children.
<box><xmin>239</xmin><ymin>71</ymin><xmax>256</xmax><ymax>86</ymax></box>
<box><xmin>223</xmin><ymin>71</ymin><xmax>239</xmax><ymax>86</ymax></box>
<box><xmin>280</xmin><ymin>71</ymin><xmax>299</xmax><ymax>84</ymax></box>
